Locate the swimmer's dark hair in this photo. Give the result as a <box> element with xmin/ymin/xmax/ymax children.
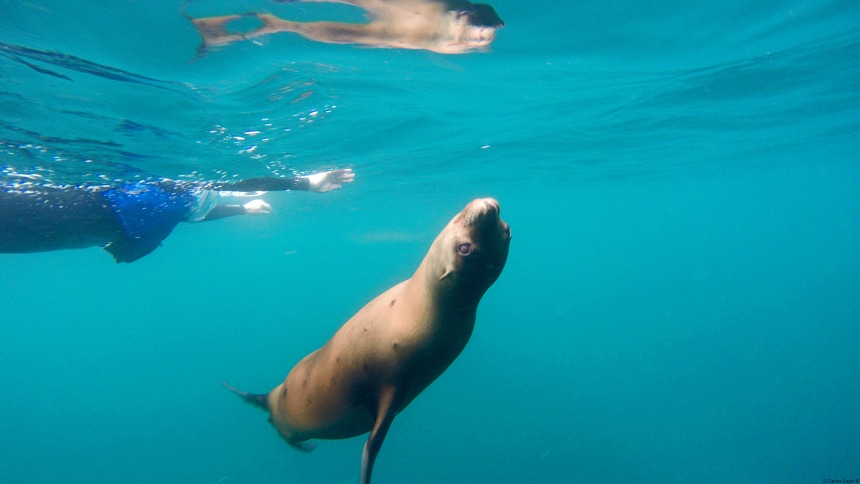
<box><xmin>447</xmin><ymin>1</ymin><xmax>505</xmax><ymax>28</ymax></box>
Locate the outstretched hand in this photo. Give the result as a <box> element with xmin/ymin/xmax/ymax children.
<box><xmin>306</xmin><ymin>168</ymin><xmax>355</xmax><ymax>193</ymax></box>
<box><xmin>243</xmin><ymin>199</ymin><xmax>272</xmax><ymax>214</ymax></box>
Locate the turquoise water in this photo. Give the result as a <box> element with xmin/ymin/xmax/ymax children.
<box><xmin>2</xmin><ymin>0</ymin><xmax>859</xmax><ymax>482</ymax></box>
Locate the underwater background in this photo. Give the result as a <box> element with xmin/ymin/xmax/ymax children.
<box><xmin>2</xmin><ymin>0</ymin><xmax>859</xmax><ymax>482</ymax></box>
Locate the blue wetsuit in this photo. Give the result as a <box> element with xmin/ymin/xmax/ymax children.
<box><xmin>0</xmin><ymin>176</ymin><xmax>310</xmax><ymax>262</ymax></box>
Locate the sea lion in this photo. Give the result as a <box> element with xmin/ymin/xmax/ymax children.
<box><xmin>225</xmin><ymin>197</ymin><xmax>511</xmax><ymax>483</ymax></box>
<box><xmin>188</xmin><ymin>0</ymin><xmax>504</xmax><ymax>54</ymax></box>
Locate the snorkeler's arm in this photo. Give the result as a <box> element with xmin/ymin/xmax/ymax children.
<box><xmin>212</xmin><ymin>177</ymin><xmax>310</xmax><ymax>192</ymax></box>
<box><xmin>200</xmin><ymin>169</ymin><xmax>353</xmax><ymax>221</ymax></box>
<box><xmin>200</xmin><ymin>200</ymin><xmax>272</xmax><ymax>222</ymax></box>
<box><xmin>213</xmin><ymin>169</ymin><xmax>354</xmax><ymax>193</ymax></box>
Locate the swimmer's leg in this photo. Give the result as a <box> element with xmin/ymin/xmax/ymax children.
<box><xmin>273</xmin><ymin>0</ymin><xmax>366</xmax><ymax>6</ymax></box>
<box><xmin>247</xmin><ymin>14</ymin><xmax>380</xmax><ymax>45</ymax></box>
<box><xmin>189</xmin><ymin>7</ymin><xmax>383</xmax><ymax>52</ymax></box>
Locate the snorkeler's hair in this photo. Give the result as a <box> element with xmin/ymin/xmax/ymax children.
<box><xmin>446</xmin><ymin>0</ymin><xmax>505</xmax><ymax>28</ymax></box>
<box><xmin>466</xmin><ymin>3</ymin><xmax>505</xmax><ymax>28</ymax></box>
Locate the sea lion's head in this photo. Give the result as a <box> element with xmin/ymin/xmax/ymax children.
<box><xmin>425</xmin><ymin>198</ymin><xmax>511</xmax><ymax>304</ymax></box>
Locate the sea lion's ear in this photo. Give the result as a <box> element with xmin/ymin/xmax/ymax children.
<box><xmin>438</xmin><ymin>269</ymin><xmax>453</xmax><ymax>281</ymax></box>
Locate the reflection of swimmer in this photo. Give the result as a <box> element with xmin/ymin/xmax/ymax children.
<box><xmin>189</xmin><ymin>0</ymin><xmax>504</xmax><ymax>54</ymax></box>
<box><xmin>0</xmin><ymin>169</ymin><xmax>353</xmax><ymax>263</ymax></box>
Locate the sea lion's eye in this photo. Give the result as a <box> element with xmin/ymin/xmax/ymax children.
<box><xmin>457</xmin><ymin>243</ymin><xmax>472</xmax><ymax>256</ymax></box>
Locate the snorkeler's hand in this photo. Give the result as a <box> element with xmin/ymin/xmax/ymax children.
<box><xmin>243</xmin><ymin>199</ymin><xmax>272</xmax><ymax>214</ymax></box>
<box><xmin>307</xmin><ymin>168</ymin><xmax>355</xmax><ymax>193</ymax></box>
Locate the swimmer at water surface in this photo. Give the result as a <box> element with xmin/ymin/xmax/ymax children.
<box><xmin>0</xmin><ymin>169</ymin><xmax>353</xmax><ymax>263</ymax></box>
<box><xmin>188</xmin><ymin>0</ymin><xmax>504</xmax><ymax>54</ymax></box>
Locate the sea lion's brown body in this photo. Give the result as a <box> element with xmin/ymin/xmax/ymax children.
<box><xmin>227</xmin><ymin>198</ymin><xmax>510</xmax><ymax>483</ymax></box>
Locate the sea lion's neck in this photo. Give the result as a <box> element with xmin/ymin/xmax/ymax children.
<box><xmin>405</xmin><ymin>258</ymin><xmax>480</xmax><ymax>334</ymax></box>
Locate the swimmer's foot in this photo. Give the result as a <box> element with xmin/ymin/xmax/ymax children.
<box><xmin>190</xmin><ymin>14</ymin><xmax>249</xmax><ymax>47</ymax></box>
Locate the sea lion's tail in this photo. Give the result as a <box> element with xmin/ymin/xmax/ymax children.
<box><xmin>222</xmin><ymin>381</ymin><xmax>269</xmax><ymax>411</ymax></box>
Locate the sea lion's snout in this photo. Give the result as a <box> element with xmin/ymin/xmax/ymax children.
<box><xmin>465</xmin><ymin>198</ymin><xmax>511</xmax><ymax>241</ymax></box>
<box><xmin>479</xmin><ymin>197</ymin><xmax>500</xmax><ymax>214</ymax></box>
<box><xmin>464</xmin><ymin>197</ymin><xmax>500</xmax><ymax>225</ymax></box>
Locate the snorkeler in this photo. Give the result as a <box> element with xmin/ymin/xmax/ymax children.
<box><xmin>188</xmin><ymin>0</ymin><xmax>504</xmax><ymax>54</ymax></box>
<box><xmin>0</xmin><ymin>169</ymin><xmax>354</xmax><ymax>263</ymax></box>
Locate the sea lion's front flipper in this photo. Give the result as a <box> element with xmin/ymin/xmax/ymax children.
<box><xmin>360</xmin><ymin>386</ymin><xmax>398</xmax><ymax>484</ymax></box>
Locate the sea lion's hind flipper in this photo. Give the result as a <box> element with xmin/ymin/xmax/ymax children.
<box><xmin>222</xmin><ymin>381</ymin><xmax>269</xmax><ymax>411</ymax></box>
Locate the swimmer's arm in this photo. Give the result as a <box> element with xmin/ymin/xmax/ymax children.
<box><xmin>199</xmin><ymin>200</ymin><xmax>271</xmax><ymax>222</ymax></box>
<box><xmin>199</xmin><ymin>169</ymin><xmax>353</xmax><ymax>221</ymax></box>
<box><xmin>212</xmin><ymin>177</ymin><xmax>309</xmax><ymax>192</ymax></box>
<box><xmin>212</xmin><ymin>169</ymin><xmax>354</xmax><ymax>193</ymax></box>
